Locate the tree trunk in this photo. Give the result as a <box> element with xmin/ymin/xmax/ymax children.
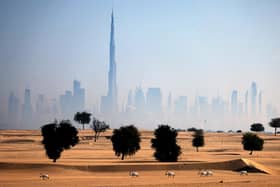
<box><xmin>94</xmin><ymin>133</ymin><xmax>97</xmax><ymax>142</ymax></box>
<box><xmin>121</xmin><ymin>154</ymin><xmax>125</xmax><ymax>160</ymax></box>
<box><xmin>275</xmin><ymin>128</ymin><xmax>277</xmax><ymax>136</ymax></box>
<box><xmin>82</xmin><ymin>123</ymin><xmax>85</xmax><ymax>130</ymax></box>
<box><xmin>196</xmin><ymin>147</ymin><xmax>199</xmax><ymax>152</ymax></box>
<box><xmin>53</xmin><ymin>159</ymin><xmax>56</xmax><ymax>162</ymax></box>
<box><xmin>250</xmin><ymin>150</ymin><xmax>253</xmax><ymax>155</ymax></box>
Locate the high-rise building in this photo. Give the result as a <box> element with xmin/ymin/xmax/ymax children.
<box><xmin>126</xmin><ymin>90</ymin><xmax>134</xmax><ymax>113</ymax></box>
<box><xmin>245</xmin><ymin>90</ymin><xmax>248</xmax><ymax>116</ymax></box>
<box><xmin>134</xmin><ymin>87</ymin><xmax>145</xmax><ymax>113</ymax></box>
<box><xmin>73</xmin><ymin>80</ymin><xmax>85</xmax><ymax>111</ymax></box>
<box><xmin>146</xmin><ymin>88</ymin><xmax>162</xmax><ymax>113</ymax></box>
<box><xmin>60</xmin><ymin>90</ymin><xmax>73</xmax><ymax>117</ymax></box>
<box><xmin>167</xmin><ymin>92</ymin><xmax>172</xmax><ymax>113</ymax></box>
<box><xmin>59</xmin><ymin>80</ymin><xmax>85</xmax><ymax>118</ymax></box>
<box><xmin>101</xmin><ymin>10</ymin><xmax>118</xmax><ymax>114</ymax></box>
<box><xmin>251</xmin><ymin>82</ymin><xmax>257</xmax><ymax>116</ymax></box>
<box><xmin>22</xmin><ymin>88</ymin><xmax>33</xmax><ymax>125</ymax></box>
<box><xmin>174</xmin><ymin>96</ymin><xmax>187</xmax><ymax>114</ymax></box>
<box><xmin>198</xmin><ymin>96</ymin><xmax>208</xmax><ymax>118</ymax></box>
<box><xmin>231</xmin><ymin>90</ymin><xmax>238</xmax><ymax>116</ymax></box>
<box><xmin>36</xmin><ymin>94</ymin><xmax>45</xmax><ymax>114</ymax></box>
<box><xmin>259</xmin><ymin>91</ymin><xmax>262</xmax><ymax>114</ymax></box>
<box><xmin>8</xmin><ymin>92</ymin><xmax>20</xmax><ymax>126</ymax></box>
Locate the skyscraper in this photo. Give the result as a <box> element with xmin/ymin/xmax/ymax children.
<box><xmin>174</xmin><ymin>96</ymin><xmax>187</xmax><ymax>114</ymax></box>
<box><xmin>60</xmin><ymin>90</ymin><xmax>73</xmax><ymax>117</ymax></box>
<box><xmin>245</xmin><ymin>90</ymin><xmax>248</xmax><ymax>116</ymax></box>
<box><xmin>146</xmin><ymin>88</ymin><xmax>162</xmax><ymax>113</ymax></box>
<box><xmin>22</xmin><ymin>88</ymin><xmax>33</xmax><ymax>126</ymax></box>
<box><xmin>101</xmin><ymin>10</ymin><xmax>118</xmax><ymax>114</ymax></box>
<box><xmin>259</xmin><ymin>91</ymin><xmax>262</xmax><ymax>114</ymax></box>
<box><xmin>73</xmin><ymin>80</ymin><xmax>85</xmax><ymax>111</ymax></box>
<box><xmin>134</xmin><ymin>87</ymin><xmax>145</xmax><ymax>114</ymax></box>
<box><xmin>126</xmin><ymin>90</ymin><xmax>134</xmax><ymax>113</ymax></box>
<box><xmin>251</xmin><ymin>82</ymin><xmax>257</xmax><ymax>116</ymax></box>
<box><xmin>231</xmin><ymin>90</ymin><xmax>238</xmax><ymax>116</ymax></box>
<box><xmin>167</xmin><ymin>92</ymin><xmax>172</xmax><ymax>113</ymax></box>
<box><xmin>8</xmin><ymin>92</ymin><xmax>20</xmax><ymax>127</ymax></box>
<box><xmin>59</xmin><ymin>80</ymin><xmax>85</xmax><ymax>118</ymax></box>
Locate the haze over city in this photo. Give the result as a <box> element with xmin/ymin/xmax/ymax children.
<box><xmin>0</xmin><ymin>0</ymin><xmax>279</xmax><ymax>130</ymax></box>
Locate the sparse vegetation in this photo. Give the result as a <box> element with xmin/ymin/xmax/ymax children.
<box><xmin>187</xmin><ymin>127</ymin><xmax>197</xmax><ymax>132</ymax></box>
<box><xmin>41</xmin><ymin>120</ymin><xmax>79</xmax><ymax>162</ymax></box>
<box><xmin>111</xmin><ymin>125</ymin><xmax>141</xmax><ymax>160</ymax></box>
<box><xmin>74</xmin><ymin>112</ymin><xmax>91</xmax><ymax>130</ymax></box>
<box><xmin>151</xmin><ymin>125</ymin><xmax>181</xmax><ymax>162</ymax></box>
<box><xmin>269</xmin><ymin>118</ymin><xmax>280</xmax><ymax>136</ymax></box>
<box><xmin>192</xmin><ymin>129</ymin><xmax>205</xmax><ymax>152</ymax></box>
<box><xmin>250</xmin><ymin>123</ymin><xmax>265</xmax><ymax>132</ymax></box>
<box><xmin>242</xmin><ymin>132</ymin><xmax>264</xmax><ymax>155</ymax></box>
<box><xmin>91</xmin><ymin>118</ymin><xmax>109</xmax><ymax>142</ymax></box>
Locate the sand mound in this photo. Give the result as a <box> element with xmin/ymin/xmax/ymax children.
<box><xmin>239</xmin><ymin>158</ymin><xmax>276</xmax><ymax>174</ymax></box>
<box><xmin>0</xmin><ymin>159</ymin><xmax>275</xmax><ymax>175</ymax></box>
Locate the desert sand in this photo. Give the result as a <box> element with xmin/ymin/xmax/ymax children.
<box><xmin>0</xmin><ymin>129</ymin><xmax>279</xmax><ymax>187</ymax></box>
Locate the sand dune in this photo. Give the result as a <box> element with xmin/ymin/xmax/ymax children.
<box><xmin>0</xmin><ymin>130</ymin><xmax>279</xmax><ymax>187</ymax></box>
<box><xmin>0</xmin><ymin>158</ymin><xmax>275</xmax><ymax>175</ymax></box>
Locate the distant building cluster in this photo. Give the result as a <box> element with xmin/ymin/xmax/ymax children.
<box><xmin>5</xmin><ymin>11</ymin><xmax>279</xmax><ymax>130</ymax></box>
<box><xmin>7</xmin><ymin>80</ymin><xmax>85</xmax><ymax>129</ymax></box>
<box><xmin>60</xmin><ymin>80</ymin><xmax>85</xmax><ymax>117</ymax></box>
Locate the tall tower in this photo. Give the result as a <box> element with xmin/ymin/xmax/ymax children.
<box><xmin>108</xmin><ymin>10</ymin><xmax>118</xmax><ymax>113</ymax></box>
<box><xmin>231</xmin><ymin>90</ymin><xmax>238</xmax><ymax>116</ymax></box>
<box><xmin>101</xmin><ymin>10</ymin><xmax>118</xmax><ymax>114</ymax></box>
<box><xmin>251</xmin><ymin>82</ymin><xmax>257</xmax><ymax>116</ymax></box>
<box><xmin>22</xmin><ymin>88</ymin><xmax>33</xmax><ymax>127</ymax></box>
<box><xmin>258</xmin><ymin>91</ymin><xmax>262</xmax><ymax>114</ymax></box>
<box><xmin>245</xmin><ymin>90</ymin><xmax>248</xmax><ymax>116</ymax></box>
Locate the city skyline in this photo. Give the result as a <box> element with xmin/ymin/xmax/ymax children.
<box><xmin>5</xmin><ymin>79</ymin><xmax>278</xmax><ymax>130</ymax></box>
<box><xmin>1</xmin><ymin>0</ymin><xmax>280</xmax><ymax>130</ymax></box>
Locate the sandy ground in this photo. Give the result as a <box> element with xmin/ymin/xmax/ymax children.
<box><xmin>0</xmin><ymin>129</ymin><xmax>279</xmax><ymax>187</ymax></box>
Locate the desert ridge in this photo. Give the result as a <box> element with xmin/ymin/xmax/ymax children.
<box><xmin>0</xmin><ymin>129</ymin><xmax>279</xmax><ymax>187</ymax></box>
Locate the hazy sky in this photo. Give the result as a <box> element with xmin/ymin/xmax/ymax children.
<box><xmin>0</xmin><ymin>0</ymin><xmax>280</xmax><ymax>116</ymax></box>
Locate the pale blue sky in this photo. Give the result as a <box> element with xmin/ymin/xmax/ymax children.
<box><xmin>0</xmin><ymin>0</ymin><xmax>280</xmax><ymax>115</ymax></box>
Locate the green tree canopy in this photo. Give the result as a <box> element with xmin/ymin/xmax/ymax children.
<box><xmin>192</xmin><ymin>129</ymin><xmax>205</xmax><ymax>152</ymax></box>
<box><xmin>111</xmin><ymin>125</ymin><xmax>141</xmax><ymax>160</ymax></box>
<box><xmin>74</xmin><ymin>111</ymin><xmax>91</xmax><ymax>130</ymax></box>
<box><xmin>41</xmin><ymin>120</ymin><xmax>79</xmax><ymax>162</ymax></box>
<box><xmin>242</xmin><ymin>132</ymin><xmax>264</xmax><ymax>155</ymax></box>
<box><xmin>250</xmin><ymin>123</ymin><xmax>265</xmax><ymax>132</ymax></box>
<box><xmin>151</xmin><ymin>125</ymin><xmax>181</xmax><ymax>162</ymax></box>
<box><xmin>269</xmin><ymin>118</ymin><xmax>280</xmax><ymax>136</ymax></box>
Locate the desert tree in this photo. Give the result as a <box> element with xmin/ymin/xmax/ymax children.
<box><xmin>250</xmin><ymin>123</ymin><xmax>265</xmax><ymax>132</ymax></box>
<box><xmin>111</xmin><ymin>125</ymin><xmax>141</xmax><ymax>160</ymax></box>
<box><xmin>74</xmin><ymin>111</ymin><xmax>91</xmax><ymax>130</ymax></box>
<box><xmin>269</xmin><ymin>118</ymin><xmax>280</xmax><ymax>136</ymax></box>
<box><xmin>192</xmin><ymin>129</ymin><xmax>205</xmax><ymax>152</ymax></box>
<box><xmin>91</xmin><ymin>118</ymin><xmax>110</xmax><ymax>142</ymax></box>
<box><xmin>242</xmin><ymin>132</ymin><xmax>264</xmax><ymax>155</ymax></box>
<box><xmin>187</xmin><ymin>127</ymin><xmax>197</xmax><ymax>132</ymax></box>
<box><xmin>151</xmin><ymin>125</ymin><xmax>181</xmax><ymax>162</ymax></box>
<box><xmin>41</xmin><ymin>120</ymin><xmax>79</xmax><ymax>162</ymax></box>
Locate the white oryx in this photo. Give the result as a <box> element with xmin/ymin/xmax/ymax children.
<box><xmin>198</xmin><ymin>169</ymin><xmax>213</xmax><ymax>176</ymax></box>
<box><xmin>165</xmin><ymin>171</ymin><xmax>175</xmax><ymax>177</ymax></box>
<box><xmin>39</xmin><ymin>173</ymin><xmax>49</xmax><ymax>180</ymax></box>
<box><xmin>240</xmin><ymin>170</ymin><xmax>248</xmax><ymax>175</ymax></box>
<box><xmin>129</xmin><ymin>171</ymin><xmax>139</xmax><ymax>177</ymax></box>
